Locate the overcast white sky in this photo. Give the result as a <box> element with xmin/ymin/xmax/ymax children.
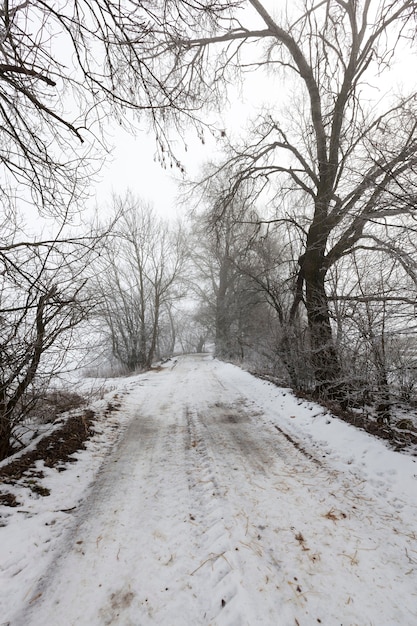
<box><xmin>92</xmin><ymin>130</ymin><xmax>183</xmax><ymax>218</ymax></box>
<box><xmin>91</xmin><ymin>95</ymin><xmax>255</xmax><ymax>220</ymax></box>
<box><xmin>89</xmin><ymin>48</ymin><xmax>282</xmax><ymax>221</ymax></box>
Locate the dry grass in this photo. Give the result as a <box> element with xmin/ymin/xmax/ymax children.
<box><xmin>323</xmin><ymin>508</ymin><xmax>347</xmax><ymax>522</ymax></box>
<box><xmin>25</xmin><ymin>389</ymin><xmax>87</xmax><ymax>424</ymax></box>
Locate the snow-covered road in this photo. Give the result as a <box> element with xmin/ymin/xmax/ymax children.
<box><xmin>8</xmin><ymin>355</ymin><xmax>417</xmax><ymax>625</ymax></box>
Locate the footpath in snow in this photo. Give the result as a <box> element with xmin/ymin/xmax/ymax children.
<box><xmin>1</xmin><ymin>354</ymin><xmax>417</xmax><ymax>625</ymax></box>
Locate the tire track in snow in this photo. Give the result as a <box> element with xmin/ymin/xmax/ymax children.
<box><xmin>188</xmin><ymin>397</ymin><xmax>346</xmax><ymax>625</ymax></box>
<box><xmin>185</xmin><ymin>405</ymin><xmax>256</xmax><ymax>626</ymax></box>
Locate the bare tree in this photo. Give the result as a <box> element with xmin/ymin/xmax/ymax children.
<box><xmin>235</xmin><ymin>223</ymin><xmax>313</xmax><ymax>388</ymax></box>
<box><xmin>188</xmin><ymin>173</ymin><xmax>266</xmax><ymax>361</ymax></box>
<box><xmin>93</xmin><ymin>193</ymin><xmax>187</xmax><ymax>372</ymax></box>
<box><xmin>0</xmin><ymin>0</ymin><xmax>225</xmax><ymax>213</ymax></box>
<box><xmin>5</xmin><ymin>0</ymin><xmax>417</xmax><ymax>405</ymax></box>
<box><xmin>140</xmin><ymin>0</ymin><xmax>417</xmax><ymax>397</ymax></box>
<box><xmin>328</xmin><ymin>248</ymin><xmax>417</xmax><ymax>419</ymax></box>
<box><xmin>175</xmin><ymin>309</ymin><xmax>212</xmax><ymax>354</ymax></box>
<box><xmin>0</xmin><ymin>220</ymin><xmax>103</xmax><ymax>461</ymax></box>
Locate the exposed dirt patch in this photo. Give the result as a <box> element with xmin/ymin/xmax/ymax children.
<box><xmin>198</xmin><ymin>404</ymin><xmax>285</xmax><ymax>474</ymax></box>
<box><xmin>222</xmin><ymin>413</ymin><xmax>247</xmax><ymax>424</ymax></box>
<box><xmin>0</xmin><ymin>410</ymin><xmax>96</xmax><ymax>483</ymax></box>
<box><xmin>210</xmin><ymin>402</ymin><xmax>251</xmax><ymax>425</ymax></box>
<box><xmin>0</xmin><ymin>492</ymin><xmax>20</xmax><ymax>507</ymax></box>
<box><xmin>0</xmin><ymin>407</ymin><xmax>109</xmax><ymax>506</ymax></box>
<box><xmin>99</xmin><ymin>588</ymin><xmax>136</xmax><ymax>624</ymax></box>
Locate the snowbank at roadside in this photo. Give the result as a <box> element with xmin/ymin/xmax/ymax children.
<box><xmin>221</xmin><ymin>361</ymin><xmax>417</xmax><ymax>513</ymax></box>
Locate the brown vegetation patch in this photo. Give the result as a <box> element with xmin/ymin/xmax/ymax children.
<box><xmin>25</xmin><ymin>390</ymin><xmax>87</xmax><ymax>424</ymax></box>
<box><xmin>104</xmin><ymin>402</ymin><xmax>121</xmax><ymax>415</ymax></box>
<box><xmin>0</xmin><ymin>492</ymin><xmax>20</xmax><ymax>507</ymax></box>
<box><xmin>0</xmin><ymin>410</ymin><xmax>96</xmax><ymax>489</ymax></box>
<box><xmin>323</xmin><ymin>508</ymin><xmax>347</xmax><ymax>522</ymax></box>
<box><xmin>0</xmin><ymin>397</ymin><xmax>124</xmax><ymax>509</ymax></box>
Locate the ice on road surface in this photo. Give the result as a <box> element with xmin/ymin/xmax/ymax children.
<box><xmin>4</xmin><ymin>355</ymin><xmax>417</xmax><ymax>625</ymax></box>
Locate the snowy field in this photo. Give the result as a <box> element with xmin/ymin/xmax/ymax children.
<box><xmin>1</xmin><ymin>354</ymin><xmax>417</xmax><ymax>625</ymax></box>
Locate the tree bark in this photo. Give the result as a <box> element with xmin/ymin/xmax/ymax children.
<box><xmin>302</xmin><ymin>246</ymin><xmax>341</xmax><ymax>399</ymax></box>
<box><xmin>0</xmin><ymin>411</ymin><xmax>11</xmax><ymax>462</ymax></box>
<box><xmin>147</xmin><ymin>295</ymin><xmax>160</xmax><ymax>369</ymax></box>
<box><xmin>215</xmin><ymin>254</ymin><xmax>233</xmax><ymax>359</ymax></box>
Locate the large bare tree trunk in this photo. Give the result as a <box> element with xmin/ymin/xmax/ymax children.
<box><xmin>0</xmin><ymin>412</ymin><xmax>11</xmax><ymax>462</ymax></box>
<box><xmin>302</xmin><ymin>241</ymin><xmax>341</xmax><ymax>399</ymax></box>
<box><xmin>147</xmin><ymin>296</ymin><xmax>160</xmax><ymax>369</ymax></box>
<box><xmin>215</xmin><ymin>254</ymin><xmax>233</xmax><ymax>359</ymax></box>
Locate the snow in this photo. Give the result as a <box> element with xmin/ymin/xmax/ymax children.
<box><xmin>1</xmin><ymin>355</ymin><xmax>417</xmax><ymax>625</ymax></box>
